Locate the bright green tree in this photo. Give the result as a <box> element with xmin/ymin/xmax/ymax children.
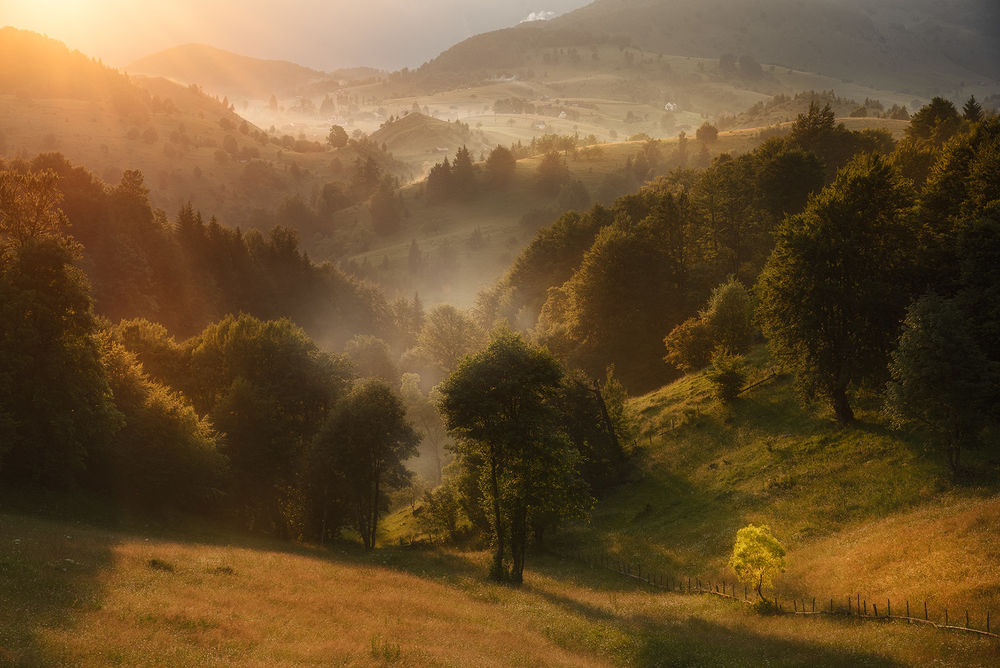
<box><xmin>437</xmin><ymin>331</ymin><xmax>590</xmax><ymax>583</ymax></box>
<box><xmin>729</xmin><ymin>524</ymin><xmax>786</xmax><ymax>603</ymax></box>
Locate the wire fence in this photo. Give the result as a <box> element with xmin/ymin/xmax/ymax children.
<box><xmin>557</xmin><ymin>550</ymin><xmax>999</xmax><ymax>641</ymax></box>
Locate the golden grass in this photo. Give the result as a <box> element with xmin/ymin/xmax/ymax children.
<box><xmin>786</xmin><ymin>494</ymin><xmax>1000</xmax><ymax>619</ymax></box>
<box><xmin>3</xmin><ymin>510</ymin><xmax>998</xmax><ymax>667</ymax></box>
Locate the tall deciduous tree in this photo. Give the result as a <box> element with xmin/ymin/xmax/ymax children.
<box><xmin>438</xmin><ymin>331</ymin><xmax>590</xmax><ymax>583</ymax></box>
<box><xmin>188</xmin><ymin>314</ymin><xmax>351</xmax><ymax>534</ymax></box>
<box><xmin>756</xmin><ymin>154</ymin><xmax>915</xmax><ymax>423</ymax></box>
<box><xmin>885</xmin><ymin>295</ymin><xmax>995</xmax><ymax>474</ymax></box>
<box><xmin>311</xmin><ymin>380</ymin><xmax>418</xmax><ymax>549</ymax></box>
<box><xmin>0</xmin><ymin>169</ymin><xmax>118</xmax><ymax>486</ymax></box>
<box><xmin>416</xmin><ymin>304</ymin><xmax>484</xmax><ymax>375</ymax></box>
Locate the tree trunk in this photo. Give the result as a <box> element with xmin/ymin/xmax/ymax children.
<box><xmin>320</xmin><ymin>485</ymin><xmax>329</xmax><ymax>545</ymax></box>
<box><xmin>510</xmin><ymin>505</ymin><xmax>527</xmax><ymax>585</ymax></box>
<box><xmin>592</xmin><ymin>380</ymin><xmax>622</xmax><ymax>456</ymax></box>
<box><xmin>489</xmin><ymin>451</ymin><xmax>505</xmax><ymax>582</ymax></box>
<box><xmin>368</xmin><ymin>475</ymin><xmax>380</xmax><ymax>551</ymax></box>
<box><xmin>830</xmin><ymin>386</ymin><xmax>854</xmax><ymax>424</ymax></box>
<box><xmin>948</xmin><ymin>443</ymin><xmax>961</xmax><ymax>476</ymax></box>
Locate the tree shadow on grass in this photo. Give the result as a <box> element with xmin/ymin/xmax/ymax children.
<box><xmin>629</xmin><ymin>614</ymin><xmax>904</xmax><ymax>667</ymax></box>
<box><xmin>0</xmin><ymin>512</ymin><xmax>116</xmax><ymax>667</ymax></box>
<box><xmin>522</xmin><ymin>573</ymin><xmax>903</xmax><ymax>667</ymax></box>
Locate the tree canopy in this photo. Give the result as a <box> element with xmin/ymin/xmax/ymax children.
<box><xmin>437</xmin><ymin>331</ymin><xmax>590</xmax><ymax>583</ymax></box>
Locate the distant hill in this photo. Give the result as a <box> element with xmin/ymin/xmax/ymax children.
<box><xmin>128</xmin><ymin>44</ymin><xmax>381</xmax><ymax>100</ymax></box>
<box><xmin>368</xmin><ymin>113</ymin><xmax>491</xmax><ymax>173</ymax></box>
<box><xmin>0</xmin><ymin>29</ymin><xmax>400</xmax><ymax>231</ymax></box>
<box><xmin>417</xmin><ymin>0</ymin><xmax>1000</xmax><ymax>98</ymax></box>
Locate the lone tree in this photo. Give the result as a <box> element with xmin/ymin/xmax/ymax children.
<box><xmin>437</xmin><ymin>330</ymin><xmax>590</xmax><ymax>583</ymax></box>
<box><xmin>729</xmin><ymin>524</ymin><xmax>786</xmax><ymax>604</ymax></box>
<box><xmin>327</xmin><ymin>124</ymin><xmax>349</xmax><ymax>148</ymax></box>
<box><xmin>696</xmin><ymin>121</ymin><xmax>719</xmax><ymax>144</ymax></box>
<box><xmin>756</xmin><ymin>154</ymin><xmax>915</xmax><ymax>423</ymax></box>
<box><xmin>485</xmin><ymin>145</ymin><xmax>516</xmax><ymax>186</ymax></box>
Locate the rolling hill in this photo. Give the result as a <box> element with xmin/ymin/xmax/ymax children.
<box><xmin>367</xmin><ymin>112</ymin><xmax>493</xmax><ymax>174</ymax></box>
<box><xmin>0</xmin><ymin>29</ymin><xmax>401</xmax><ymax>230</ymax></box>
<box><xmin>419</xmin><ymin>0</ymin><xmax>1000</xmax><ymax>99</ymax></box>
<box><xmin>127</xmin><ymin>43</ymin><xmax>382</xmax><ymax>100</ymax></box>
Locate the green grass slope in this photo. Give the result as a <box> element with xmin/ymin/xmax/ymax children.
<box><xmin>554</xmin><ymin>347</ymin><xmax>1000</xmax><ymax>619</ymax></box>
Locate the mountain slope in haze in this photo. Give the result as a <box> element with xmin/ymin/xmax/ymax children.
<box><xmin>127</xmin><ymin>44</ymin><xmax>380</xmax><ymax>100</ymax></box>
<box><xmin>0</xmin><ymin>29</ymin><xmax>402</xmax><ymax>232</ymax></box>
<box><xmin>418</xmin><ymin>0</ymin><xmax>1000</xmax><ymax>98</ymax></box>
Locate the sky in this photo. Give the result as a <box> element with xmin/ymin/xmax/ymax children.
<box><xmin>1</xmin><ymin>0</ymin><xmax>593</xmax><ymax>71</ymax></box>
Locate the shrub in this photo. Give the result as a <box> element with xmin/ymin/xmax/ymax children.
<box><xmin>705</xmin><ymin>350</ymin><xmax>746</xmax><ymax>403</ymax></box>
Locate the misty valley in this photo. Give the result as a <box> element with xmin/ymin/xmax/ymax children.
<box><xmin>1</xmin><ymin>1</ymin><xmax>999</xmax><ymax>665</ymax></box>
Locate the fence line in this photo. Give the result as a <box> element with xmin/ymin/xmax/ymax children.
<box><xmin>557</xmin><ymin>549</ymin><xmax>999</xmax><ymax>642</ymax></box>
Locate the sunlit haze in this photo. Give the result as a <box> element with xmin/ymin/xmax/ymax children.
<box><xmin>2</xmin><ymin>0</ymin><xmax>591</xmax><ymax>69</ymax></box>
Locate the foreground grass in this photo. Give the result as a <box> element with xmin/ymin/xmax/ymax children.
<box><xmin>2</xmin><ymin>511</ymin><xmax>998</xmax><ymax>667</ymax></box>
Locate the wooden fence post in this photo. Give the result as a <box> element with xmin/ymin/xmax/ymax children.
<box><xmin>812</xmin><ymin>598</ymin><xmax>815</xmax><ymax>613</ymax></box>
<box><xmin>830</xmin><ymin>598</ymin><xmax>834</xmax><ymax>613</ymax></box>
<box><xmin>924</xmin><ymin>600</ymin><xmax>928</xmax><ymax>621</ymax></box>
<box><xmin>965</xmin><ymin>610</ymin><xmax>969</xmax><ymax>629</ymax></box>
<box><xmin>906</xmin><ymin>600</ymin><xmax>909</xmax><ymax>618</ymax></box>
<box><xmin>987</xmin><ymin>610</ymin><xmax>990</xmax><ymax>633</ymax></box>
<box><xmin>945</xmin><ymin>608</ymin><xmax>948</xmax><ymax>626</ymax></box>
<box><xmin>888</xmin><ymin>599</ymin><xmax>891</xmax><ymax>618</ymax></box>
<box><xmin>873</xmin><ymin>603</ymin><xmax>878</xmax><ymax>618</ymax></box>
<box><xmin>848</xmin><ymin>596</ymin><xmax>851</xmax><ymax>615</ymax></box>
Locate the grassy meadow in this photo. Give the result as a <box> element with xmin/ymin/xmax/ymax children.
<box><xmin>2</xmin><ymin>508</ymin><xmax>998</xmax><ymax>667</ymax></box>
